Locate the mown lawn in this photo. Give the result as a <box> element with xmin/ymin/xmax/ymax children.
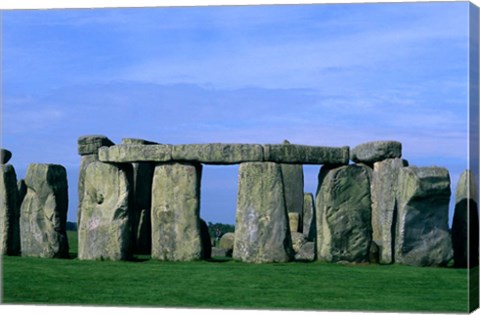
<box><xmin>1</xmin><ymin>231</ymin><xmax>470</xmax><ymax>312</ymax></box>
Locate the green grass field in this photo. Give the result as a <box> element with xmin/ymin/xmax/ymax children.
<box><xmin>1</xmin><ymin>231</ymin><xmax>471</xmax><ymax>312</ymax></box>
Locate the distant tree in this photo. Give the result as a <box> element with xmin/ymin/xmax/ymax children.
<box><xmin>207</xmin><ymin>222</ymin><xmax>235</xmax><ymax>239</ymax></box>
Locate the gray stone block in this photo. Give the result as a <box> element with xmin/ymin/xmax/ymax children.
<box><xmin>295</xmin><ymin>242</ymin><xmax>315</xmax><ymax>261</ymax></box>
<box><xmin>303</xmin><ymin>193</ymin><xmax>316</xmax><ymax>241</ymax></box>
<box><xmin>351</xmin><ymin>141</ymin><xmax>402</xmax><ymax>164</ymax></box>
<box><xmin>233</xmin><ymin>162</ymin><xmax>294</xmax><ymax>263</ymax></box>
<box><xmin>452</xmin><ymin>170</ymin><xmax>478</xmax><ymax>268</ymax></box>
<box><xmin>20</xmin><ymin>164</ymin><xmax>69</xmax><ymax>258</ymax></box>
<box><xmin>1</xmin><ymin>165</ymin><xmax>20</xmax><ymax>255</ymax></box>
<box><xmin>316</xmin><ymin>164</ymin><xmax>372</xmax><ymax>263</ymax></box>
<box><xmin>151</xmin><ymin>162</ymin><xmax>203</xmax><ymax>261</ymax></box>
<box><xmin>395</xmin><ymin>166</ymin><xmax>452</xmax><ymax>266</ymax></box>
<box><xmin>78</xmin><ymin>161</ymin><xmax>132</xmax><ymax>260</ymax></box>
<box><xmin>371</xmin><ymin>158</ymin><xmax>407</xmax><ymax>264</ymax></box>
<box><xmin>172</xmin><ymin>143</ymin><xmax>264</xmax><ymax>164</ymax></box>
<box><xmin>98</xmin><ymin>144</ymin><xmax>172</xmax><ymax>163</ymax></box>
<box><xmin>263</xmin><ymin>143</ymin><xmax>349</xmax><ymax>165</ymax></box>
<box><xmin>281</xmin><ymin>162</ymin><xmax>304</xmax><ymax>231</ymax></box>
<box><xmin>121</xmin><ymin>138</ymin><xmax>158</xmax><ymax>145</ymax></box>
<box><xmin>78</xmin><ymin>135</ymin><xmax>115</xmax><ymax>156</ymax></box>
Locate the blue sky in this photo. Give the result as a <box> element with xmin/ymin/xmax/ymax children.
<box><xmin>1</xmin><ymin>2</ymin><xmax>470</xmax><ymax>225</ymax></box>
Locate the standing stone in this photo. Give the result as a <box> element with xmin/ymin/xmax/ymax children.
<box><xmin>1</xmin><ymin>149</ymin><xmax>12</xmax><ymax>164</ymax></box>
<box><xmin>316</xmin><ymin>164</ymin><xmax>372</xmax><ymax>263</ymax></box>
<box><xmin>395</xmin><ymin>167</ymin><xmax>452</xmax><ymax>266</ymax></box>
<box><xmin>288</xmin><ymin>212</ymin><xmax>300</xmax><ymax>233</ymax></box>
<box><xmin>20</xmin><ymin>164</ymin><xmax>69</xmax><ymax>258</ymax></box>
<box><xmin>295</xmin><ymin>242</ymin><xmax>316</xmax><ymax>261</ymax></box>
<box><xmin>291</xmin><ymin>231</ymin><xmax>307</xmax><ymax>253</ymax></box>
<box><xmin>77</xmin><ymin>136</ymin><xmax>115</xmax><ymax>230</ymax></box>
<box><xmin>371</xmin><ymin>158</ymin><xmax>408</xmax><ymax>264</ymax></box>
<box><xmin>0</xmin><ymin>165</ymin><xmax>20</xmax><ymax>255</ymax></box>
<box><xmin>122</xmin><ymin>138</ymin><xmax>155</xmax><ymax>255</ymax></box>
<box><xmin>303</xmin><ymin>193</ymin><xmax>316</xmax><ymax>241</ymax></box>
<box><xmin>452</xmin><ymin>170</ymin><xmax>479</xmax><ymax>268</ymax></box>
<box><xmin>78</xmin><ymin>162</ymin><xmax>132</xmax><ymax>260</ymax></box>
<box><xmin>233</xmin><ymin>162</ymin><xmax>294</xmax><ymax>263</ymax></box>
<box><xmin>280</xmin><ymin>142</ymin><xmax>304</xmax><ymax>232</ymax></box>
<box><xmin>17</xmin><ymin>179</ymin><xmax>27</xmax><ymax>209</ymax></box>
<box><xmin>151</xmin><ymin>162</ymin><xmax>203</xmax><ymax>261</ymax></box>
<box><xmin>219</xmin><ymin>232</ymin><xmax>235</xmax><ymax>252</ymax></box>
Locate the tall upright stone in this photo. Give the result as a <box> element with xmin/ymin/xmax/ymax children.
<box><xmin>233</xmin><ymin>162</ymin><xmax>294</xmax><ymax>263</ymax></box>
<box><xmin>452</xmin><ymin>170</ymin><xmax>479</xmax><ymax>268</ymax></box>
<box><xmin>20</xmin><ymin>164</ymin><xmax>69</xmax><ymax>258</ymax></box>
<box><xmin>0</xmin><ymin>164</ymin><xmax>20</xmax><ymax>255</ymax></box>
<box><xmin>17</xmin><ymin>179</ymin><xmax>27</xmax><ymax>209</ymax></box>
<box><xmin>303</xmin><ymin>193</ymin><xmax>315</xmax><ymax>241</ymax></box>
<box><xmin>280</xmin><ymin>140</ymin><xmax>304</xmax><ymax>232</ymax></box>
<box><xmin>78</xmin><ymin>161</ymin><xmax>132</xmax><ymax>260</ymax></box>
<box><xmin>371</xmin><ymin>158</ymin><xmax>407</xmax><ymax>264</ymax></box>
<box><xmin>77</xmin><ymin>135</ymin><xmax>115</xmax><ymax>230</ymax></box>
<box><xmin>151</xmin><ymin>162</ymin><xmax>204</xmax><ymax>261</ymax></box>
<box><xmin>316</xmin><ymin>164</ymin><xmax>372</xmax><ymax>263</ymax></box>
<box><xmin>131</xmin><ymin>163</ymin><xmax>154</xmax><ymax>254</ymax></box>
<box><xmin>122</xmin><ymin>138</ymin><xmax>157</xmax><ymax>255</ymax></box>
<box><xmin>395</xmin><ymin>167</ymin><xmax>452</xmax><ymax>266</ymax></box>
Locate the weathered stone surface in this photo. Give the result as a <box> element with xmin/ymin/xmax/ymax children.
<box><xmin>122</xmin><ymin>138</ymin><xmax>158</xmax><ymax>145</ymax></box>
<box><xmin>151</xmin><ymin>162</ymin><xmax>203</xmax><ymax>261</ymax></box>
<box><xmin>369</xmin><ymin>241</ymin><xmax>380</xmax><ymax>264</ymax></box>
<box><xmin>316</xmin><ymin>164</ymin><xmax>372</xmax><ymax>263</ymax></box>
<box><xmin>291</xmin><ymin>231</ymin><xmax>307</xmax><ymax>253</ymax></box>
<box><xmin>219</xmin><ymin>232</ymin><xmax>235</xmax><ymax>251</ymax></box>
<box><xmin>99</xmin><ymin>144</ymin><xmax>172</xmax><ymax>163</ymax></box>
<box><xmin>77</xmin><ymin>154</ymin><xmax>98</xmax><ymax>229</ymax></box>
<box><xmin>173</xmin><ymin>143</ymin><xmax>264</xmax><ymax>164</ymax></box>
<box><xmin>212</xmin><ymin>247</ymin><xmax>228</xmax><ymax>257</ymax></box>
<box><xmin>99</xmin><ymin>142</ymin><xmax>350</xmax><ymax>165</ymax></box>
<box><xmin>281</xmin><ymin>161</ymin><xmax>304</xmax><ymax>231</ymax></box>
<box><xmin>295</xmin><ymin>242</ymin><xmax>315</xmax><ymax>261</ymax></box>
<box><xmin>264</xmin><ymin>143</ymin><xmax>349</xmax><ymax>165</ymax></box>
<box><xmin>233</xmin><ymin>162</ymin><xmax>294</xmax><ymax>263</ymax></box>
<box><xmin>1</xmin><ymin>149</ymin><xmax>12</xmax><ymax>164</ymax></box>
<box><xmin>1</xmin><ymin>165</ymin><xmax>20</xmax><ymax>255</ymax></box>
<box><xmin>288</xmin><ymin>212</ymin><xmax>300</xmax><ymax>233</ymax></box>
<box><xmin>452</xmin><ymin>170</ymin><xmax>479</xmax><ymax>268</ymax></box>
<box><xmin>200</xmin><ymin>219</ymin><xmax>212</xmax><ymax>259</ymax></box>
<box><xmin>17</xmin><ymin>179</ymin><xmax>27</xmax><ymax>209</ymax></box>
<box><xmin>78</xmin><ymin>135</ymin><xmax>115</xmax><ymax>156</ymax></box>
<box><xmin>351</xmin><ymin>141</ymin><xmax>402</xmax><ymax>164</ymax></box>
<box><xmin>371</xmin><ymin>158</ymin><xmax>408</xmax><ymax>264</ymax></box>
<box><xmin>78</xmin><ymin>162</ymin><xmax>132</xmax><ymax>260</ymax></box>
<box><xmin>303</xmin><ymin>193</ymin><xmax>316</xmax><ymax>241</ymax></box>
<box><xmin>20</xmin><ymin>164</ymin><xmax>69</xmax><ymax>258</ymax></box>
<box><xmin>395</xmin><ymin>167</ymin><xmax>452</xmax><ymax>266</ymax></box>
<box><xmin>131</xmin><ymin>162</ymin><xmax>154</xmax><ymax>255</ymax></box>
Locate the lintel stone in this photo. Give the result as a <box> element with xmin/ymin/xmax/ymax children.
<box><xmin>78</xmin><ymin>135</ymin><xmax>115</xmax><ymax>156</ymax></box>
<box><xmin>263</xmin><ymin>144</ymin><xmax>349</xmax><ymax>165</ymax></box>
<box><xmin>99</xmin><ymin>144</ymin><xmax>172</xmax><ymax>163</ymax></box>
<box><xmin>98</xmin><ymin>142</ymin><xmax>349</xmax><ymax>165</ymax></box>
<box><xmin>172</xmin><ymin>143</ymin><xmax>264</xmax><ymax>164</ymax></box>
